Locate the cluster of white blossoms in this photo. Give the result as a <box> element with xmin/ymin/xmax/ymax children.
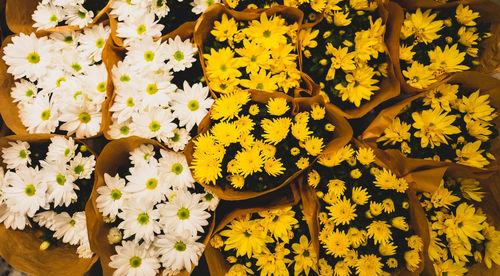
<box><xmin>108</xmin><ymin>34</ymin><xmax>213</xmax><ymax>150</ymax></box>
<box><xmin>0</xmin><ymin>136</ymin><xmax>96</xmax><ymax>258</ymax></box>
<box><xmin>111</xmin><ymin>0</ymin><xmax>220</xmax><ymax>44</ymax></box>
<box><xmin>32</xmin><ymin>0</ymin><xmax>98</xmax><ymax>30</ymax></box>
<box><xmin>97</xmin><ymin>144</ymin><xmax>218</xmax><ymax>276</ymax></box>
<box><xmin>3</xmin><ymin>24</ymin><xmax>111</xmax><ymax>138</ymax></box>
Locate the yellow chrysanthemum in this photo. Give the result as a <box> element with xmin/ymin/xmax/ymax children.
<box><xmin>304</xmin><ymin>136</ymin><xmax>325</xmax><ymax>156</ymax></box>
<box><xmin>335</xmin><ymin>65</ymin><xmax>379</xmax><ymax>107</ymax></box>
<box><xmin>458</xmin><ymin>178</ymin><xmax>484</xmax><ymax>202</ymax></box>
<box><xmin>327</xmin><ymin>197</ymin><xmax>357</xmax><ymax>226</ymax></box>
<box><xmin>351</xmin><ymin>186</ymin><xmax>371</xmax><ymax>205</ymax></box>
<box><xmin>322</xmin><ymin>229</ymin><xmax>350</xmax><ymax>258</ymax></box>
<box><xmin>263</xmin><ymin>158</ymin><xmax>285</xmax><ymax>177</ymax></box>
<box><xmin>429</xmin><ymin>44</ymin><xmax>469</xmax><ymax>76</ymax></box>
<box><xmin>310</xmin><ymin>104</ymin><xmax>326</xmax><ymax>120</ymax></box>
<box><xmin>373</xmin><ymin>168</ymin><xmax>399</xmax><ymax>190</ymax></box>
<box><xmin>258</xmin><ymin>207</ymin><xmax>298</xmax><ymax>243</ymax></box>
<box><xmin>356</xmin><ymin>147</ymin><xmax>375</xmax><ymax>165</ymax></box>
<box><xmin>402</xmin><ymin>8</ymin><xmax>443</xmax><ymax>44</ymax></box>
<box><xmin>255</xmin><ymin>244</ymin><xmax>292</xmax><ymax>276</ymax></box>
<box><xmin>403</xmin><ymin>62</ymin><xmax>436</xmax><ymax>89</ymax></box>
<box><xmin>444</xmin><ymin>202</ymin><xmax>486</xmax><ymax>250</ymax></box>
<box><xmin>412</xmin><ymin>109</ymin><xmax>461</xmax><ymax>148</ymax></box>
<box><xmin>355</xmin><ymin>254</ymin><xmax>383</xmax><ymax>276</ymax></box>
<box><xmin>211</xmin><ymin>121</ymin><xmax>240</xmax><ymax>146</ymax></box>
<box><xmin>191</xmin><ymin>153</ymin><xmax>222</xmax><ymax>185</ymax></box>
<box><xmin>211</xmin><ymin>14</ymin><xmax>239</xmax><ymax>42</ymax></box>
<box><xmin>233</xmin><ymin>146</ymin><xmax>265</xmax><ymax>177</ymax></box>
<box><xmin>244</xmin><ymin>13</ymin><xmax>290</xmax><ymax>49</ymax></box>
<box><xmin>307</xmin><ymin>169</ymin><xmax>320</xmax><ymax>188</ymax></box>
<box><xmin>220</xmin><ymin>214</ymin><xmax>272</xmax><ymax>258</ymax></box>
<box><xmin>367</xmin><ymin>220</ymin><xmax>392</xmax><ymax>245</ymax></box>
<box><xmin>266</xmin><ymin>97</ymin><xmax>290</xmax><ymax>116</ymax></box>
<box><xmin>456</xmin><ymin>4</ymin><xmax>479</xmax><ymax>26</ymax></box>
<box><xmin>291</xmin><ymin>121</ymin><xmax>313</xmax><ymax>142</ymax></box>
<box><xmin>458</xmin><ymin>90</ymin><xmax>496</xmax><ymax>123</ymax></box>
<box><xmin>240</xmin><ymin>69</ymin><xmax>278</xmax><ymax>92</ymax></box>
<box><xmin>292</xmin><ymin>235</ymin><xmax>318</xmax><ymax>276</ymax></box>
<box><xmin>423</xmin><ymin>83</ymin><xmax>459</xmax><ymax>112</ymax></box>
<box><xmin>318</xmin><ymin>144</ymin><xmax>354</xmax><ymax>167</ymax></box>
<box><xmin>261</xmin><ymin>117</ymin><xmax>292</xmax><ymax>145</ymax></box>
<box><xmin>204</xmin><ymin>47</ymin><xmax>242</xmax><ymax>80</ymax></box>
<box><xmin>211</xmin><ymin>91</ymin><xmax>250</xmax><ymax>121</ymax></box>
<box><xmin>455</xmin><ymin>141</ymin><xmax>489</xmax><ymax>168</ymax></box>
<box><xmin>235</xmin><ymin>40</ymin><xmax>271</xmax><ymax>75</ymax></box>
<box><xmin>299</xmin><ymin>28</ymin><xmax>319</xmax><ymax>50</ymax></box>
<box><xmin>377</xmin><ymin>117</ymin><xmax>411</xmax><ymax>146</ymax></box>
<box><xmin>430</xmin><ymin>184</ymin><xmax>460</xmax><ymax>209</ymax></box>
<box><xmin>226</xmin><ymin>264</ymin><xmax>255</xmax><ymax>276</ymax></box>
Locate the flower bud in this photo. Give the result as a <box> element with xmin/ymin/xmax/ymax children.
<box><xmin>40</xmin><ymin>241</ymin><xmax>50</xmax><ymax>251</ymax></box>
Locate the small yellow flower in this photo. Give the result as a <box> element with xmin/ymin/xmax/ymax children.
<box><xmin>310</xmin><ymin>104</ymin><xmax>326</xmax><ymax>120</ymax></box>
<box><xmin>296</xmin><ymin>157</ymin><xmax>310</xmax><ymax>169</ymax></box>
<box><xmin>290</xmin><ymin>147</ymin><xmax>300</xmax><ymax>156</ymax></box>
<box><xmin>266</xmin><ymin>97</ymin><xmax>289</xmax><ymax>116</ymax></box>
<box><xmin>350</xmin><ymin>168</ymin><xmax>362</xmax><ymax>179</ymax></box>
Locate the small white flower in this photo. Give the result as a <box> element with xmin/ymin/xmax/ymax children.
<box><xmin>117</xmin><ymin>201</ymin><xmax>161</xmax><ymax>244</ymax></box>
<box><xmin>134</xmin><ymin>74</ymin><xmax>176</xmax><ymax>110</ymax></box>
<box><xmin>110</xmin><ymin>87</ymin><xmax>142</xmax><ymax>124</ymax></box>
<box><xmin>148</xmin><ymin>0</ymin><xmax>170</xmax><ymax>17</ymax></box>
<box><xmin>53</xmin><ymin>211</ymin><xmax>87</xmax><ymax>245</ymax></box>
<box><xmin>46</xmin><ymin>136</ymin><xmax>78</xmax><ymax>163</ymax></box>
<box><xmin>97</xmin><ymin>173</ymin><xmax>126</xmax><ymax>219</ymax></box>
<box><xmin>126</xmin><ymin>36</ymin><xmax>169</xmax><ymax>71</ymax></box>
<box><xmin>68</xmin><ymin>152</ymin><xmax>96</xmax><ymax>180</ymax></box>
<box><xmin>165</xmin><ymin>128</ymin><xmax>191</xmax><ymax>152</ymax></box>
<box><xmin>155</xmin><ymin>233</ymin><xmax>205</xmax><ymax>273</ymax></box>
<box><xmin>0</xmin><ymin>204</ymin><xmax>30</xmax><ymax>230</ymax></box>
<box><xmin>125</xmin><ymin>158</ymin><xmax>168</xmax><ymax>203</ymax></box>
<box><xmin>3</xmin><ymin>167</ymin><xmax>47</xmax><ymax>217</ymax></box>
<box><xmin>64</xmin><ymin>4</ymin><xmax>94</xmax><ymax>28</ymax></box>
<box><xmin>158</xmin><ymin>150</ymin><xmax>195</xmax><ymax>189</ymax></box>
<box><xmin>19</xmin><ymin>94</ymin><xmax>59</xmax><ymax>134</ymax></box>
<box><xmin>129</xmin><ymin>144</ymin><xmax>156</xmax><ymax>166</ymax></box>
<box><xmin>111</xmin><ymin>60</ymin><xmax>136</xmax><ymax>89</ymax></box>
<box><xmin>191</xmin><ymin>0</ymin><xmax>220</xmax><ymax>15</ymax></box>
<box><xmin>59</xmin><ymin>100</ymin><xmax>102</xmax><ymax>138</ymax></box>
<box><xmin>157</xmin><ymin>190</ymin><xmax>210</xmax><ymax>236</ymax></box>
<box><xmin>33</xmin><ymin>210</ymin><xmax>57</xmax><ymax>231</ymax></box>
<box><xmin>116</xmin><ymin>12</ymin><xmax>164</xmax><ymax>45</ymax></box>
<box><xmin>171</xmin><ymin>81</ymin><xmax>213</xmax><ymax>132</ymax></box>
<box><xmin>10</xmin><ymin>79</ymin><xmax>39</xmax><ymax>104</ymax></box>
<box><xmin>49</xmin><ymin>30</ymin><xmax>80</xmax><ymax>49</ymax></box>
<box><xmin>108</xmin><ymin>120</ymin><xmax>134</xmax><ymax>139</ymax></box>
<box><xmin>110</xmin><ymin>0</ymin><xmax>147</xmax><ymax>21</ymax></box>
<box><xmin>1</xmin><ymin>141</ymin><xmax>31</xmax><ymax>170</ymax></box>
<box><xmin>109</xmin><ymin>240</ymin><xmax>160</xmax><ymax>276</ymax></box>
<box><xmin>201</xmin><ymin>189</ymin><xmax>219</xmax><ymax>212</ymax></box>
<box><xmin>3</xmin><ymin>33</ymin><xmax>54</xmax><ymax>81</ymax></box>
<box><xmin>77</xmin><ymin>237</ymin><xmax>94</xmax><ymax>258</ymax></box>
<box><xmin>78</xmin><ymin>23</ymin><xmax>110</xmax><ymax>62</ymax></box>
<box><xmin>164</xmin><ymin>36</ymin><xmax>197</xmax><ymax>72</ymax></box>
<box><xmin>32</xmin><ymin>2</ymin><xmax>63</xmax><ymax>30</ymax></box>
<box><xmin>131</xmin><ymin>108</ymin><xmax>176</xmax><ymax>143</ymax></box>
<box><xmin>107</xmin><ymin>227</ymin><xmax>123</xmax><ymax>244</ymax></box>
<box><xmin>41</xmin><ymin>160</ymin><xmax>78</xmax><ymax>207</ymax></box>
<box><xmin>82</xmin><ymin>64</ymin><xmax>108</xmax><ymax>105</ymax></box>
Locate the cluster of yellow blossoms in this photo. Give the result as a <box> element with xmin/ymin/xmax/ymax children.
<box><xmin>378</xmin><ymin>83</ymin><xmax>497</xmax><ymax>168</ymax></box>
<box><xmin>418</xmin><ymin>177</ymin><xmax>500</xmax><ymax>275</ymax></box>
<box><xmin>211</xmin><ymin>205</ymin><xmax>318</xmax><ymax>276</ymax></box>
<box><xmin>190</xmin><ymin>91</ymin><xmax>334</xmax><ymax>191</ymax></box>
<box><xmin>401</xmin><ymin>5</ymin><xmax>490</xmax><ymax>89</ymax></box>
<box><xmin>203</xmin><ymin>12</ymin><xmax>301</xmax><ymax>95</ymax></box>
<box><xmin>299</xmin><ymin>0</ymin><xmax>387</xmax><ymax>108</ymax></box>
<box><xmin>307</xmin><ymin>145</ymin><xmax>423</xmax><ymax>276</ymax></box>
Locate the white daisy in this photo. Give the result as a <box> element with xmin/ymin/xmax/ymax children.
<box><xmin>164</xmin><ymin>128</ymin><xmax>189</xmax><ymax>152</ymax></box>
<box><xmin>134</xmin><ymin>74</ymin><xmax>176</xmax><ymax>110</ymax></box>
<box><xmin>126</xmin><ymin>36</ymin><xmax>169</xmax><ymax>71</ymax></box>
<box><xmin>96</xmin><ymin>173</ymin><xmax>126</xmax><ymax>219</ymax></box>
<box><xmin>77</xmin><ymin>237</ymin><xmax>94</xmax><ymax>258</ymax></box>
<box><xmin>110</xmin><ymin>0</ymin><xmax>147</xmax><ymax>21</ymax></box>
<box><xmin>53</xmin><ymin>211</ymin><xmax>87</xmax><ymax>245</ymax></box>
<box><xmin>110</xmin><ymin>87</ymin><xmax>142</xmax><ymax>124</ymax></box>
<box><xmin>10</xmin><ymin>79</ymin><xmax>39</xmax><ymax>104</ymax></box>
<box><xmin>59</xmin><ymin>100</ymin><xmax>102</xmax><ymax>138</ymax></box>
<box><xmin>37</xmin><ymin>67</ymin><xmax>70</xmax><ymax>93</ymax></box>
<box><xmin>111</xmin><ymin>60</ymin><xmax>137</xmax><ymax>89</ymax></box>
<box><xmin>33</xmin><ymin>210</ymin><xmax>57</xmax><ymax>231</ymax></box>
<box><xmin>68</xmin><ymin>152</ymin><xmax>96</xmax><ymax>180</ymax></box>
<box><xmin>64</xmin><ymin>4</ymin><xmax>94</xmax><ymax>28</ymax></box>
<box><xmin>40</xmin><ymin>160</ymin><xmax>78</xmax><ymax>207</ymax></box>
<box><xmin>158</xmin><ymin>150</ymin><xmax>195</xmax><ymax>189</ymax></box>
<box><xmin>32</xmin><ymin>2</ymin><xmax>63</xmax><ymax>30</ymax></box>
<box><xmin>46</xmin><ymin>136</ymin><xmax>78</xmax><ymax>163</ymax></box>
<box><xmin>3</xmin><ymin>166</ymin><xmax>47</xmax><ymax>217</ymax></box>
<box><xmin>129</xmin><ymin>144</ymin><xmax>156</xmax><ymax>166</ymax></box>
<box><xmin>191</xmin><ymin>0</ymin><xmax>220</xmax><ymax>14</ymax></box>
<box><xmin>164</xmin><ymin>36</ymin><xmax>197</xmax><ymax>72</ymax></box>
<box><xmin>78</xmin><ymin>23</ymin><xmax>110</xmax><ymax>62</ymax></box>
<box><xmin>82</xmin><ymin>64</ymin><xmax>108</xmax><ymax>105</ymax></box>
<box><xmin>131</xmin><ymin>108</ymin><xmax>176</xmax><ymax>143</ymax></box>
<box><xmin>201</xmin><ymin>189</ymin><xmax>219</xmax><ymax>212</ymax></box>
<box><xmin>60</xmin><ymin>48</ymin><xmax>91</xmax><ymax>75</ymax></box>
<box><xmin>1</xmin><ymin>141</ymin><xmax>31</xmax><ymax>170</ymax></box>
<box><xmin>109</xmin><ymin>240</ymin><xmax>160</xmax><ymax>276</ymax></box>
<box><xmin>124</xmin><ymin>158</ymin><xmax>168</xmax><ymax>203</ymax></box>
<box><xmin>148</xmin><ymin>0</ymin><xmax>170</xmax><ymax>17</ymax></box>
<box><xmin>117</xmin><ymin>201</ymin><xmax>161</xmax><ymax>244</ymax></box>
<box><xmin>107</xmin><ymin>227</ymin><xmax>123</xmax><ymax>244</ymax></box>
<box><xmin>157</xmin><ymin>190</ymin><xmax>210</xmax><ymax>236</ymax></box>
<box><xmin>155</xmin><ymin>233</ymin><xmax>205</xmax><ymax>273</ymax></box>
<box><xmin>3</xmin><ymin>33</ymin><xmax>54</xmax><ymax>81</ymax></box>
<box><xmin>171</xmin><ymin>81</ymin><xmax>213</xmax><ymax>132</ymax></box>
<box><xmin>19</xmin><ymin>94</ymin><xmax>59</xmax><ymax>134</ymax></box>
<box><xmin>0</xmin><ymin>205</ymin><xmax>29</xmax><ymax>230</ymax></box>
<box><xmin>116</xmin><ymin>12</ymin><xmax>164</xmax><ymax>45</ymax></box>
<box><xmin>49</xmin><ymin>30</ymin><xmax>80</xmax><ymax>49</ymax></box>
<box><xmin>108</xmin><ymin>120</ymin><xmax>134</xmax><ymax>139</ymax></box>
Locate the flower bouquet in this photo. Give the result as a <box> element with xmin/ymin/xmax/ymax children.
<box><xmin>5</xmin><ymin>0</ymin><xmax>111</xmax><ymax>34</ymax></box>
<box><xmin>186</xmin><ymin>90</ymin><xmax>352</xmax><ymax>200</ymax></box>
<box><xmin>390</xmin><ymin>1</ymin><xmax>500</xmax><ymax>92</ymax></box>
<box><xmin>108</xmin><ymin>0</ymin><xmax>216</xmax><ymax>48</ymax></box>
<box><xmin>362</xmin><ymin>71</ymin><xmax>500</xmax><ymax>171</ymax></box>
<box><xmin>0</xmin><ymin>22</ymin><xmax>112</xmax><ymax>138</ymax></box>
<box><xmin>86</xmin><ymin>137</ymin><xmax>217</xmax><ymax>275</ymax></box>
<box><xmin>205</xmin><ymin>182</ymin><xmax>321</xmax><ymax>275</ymax></box>
<box><xmin>298</xmin><ymin>0</ymin><xmax>401</xmax><ymax>118</ymax></box>
<box><xmin>0</xmin><ymin>134</ymin><xmax>97</xmax><ymax>275</ymax></box>
<box><xmin>417</xmin><ymin>165</ymin><xmax>500</xmax><ymax>275</ymax></box>
<box><xmin>194</xmin><ymin>3</ymin><xmax>308</xmax><ymax>96</ymax></box>
<box><xmin>306</xmin><ymin>144</ymin><xmax>425</xmax><ymax>275</ymax></box>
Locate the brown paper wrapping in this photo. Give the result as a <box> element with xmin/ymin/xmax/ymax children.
<box><xmin>5</xmin><ymin>0</ymin><xmax>111</xmax><ymax>34</ymax></box>
<box><xmin>388</xmin><ymin>0</ymin><xmax>500</xmax><ymax>93</ymax></box>
<box><xmin>297</xmin><ymin>1</ymin><xmax>401</xmax><ymax>119</ymax></box>
<box><xmin>361</xmin><ymin>71</ymin><xmax>500</xmax><ymax>175</ymax></box>
<box><xmin>85</xmin><ymin>137</ymin><xmax>216</xmax><ymax>276</ymax></box>
<box><xmin>103</xmin><ymin>20</ymin><xmax>197</xmax><ymax>140</ymax></box>
<box><xmin>0</xmin><ymin>20</ymin><xmax>114</xmax><ymax>139</ymax></box>
<box><xmin>184</xmin><ymin>91</ymin><xmax>353</xmax><ymax>201</ymax></box>
<box><xmin>193</xmin><ymin>3</ymin><xmax>307</xmax><ymax>98</ymax></box>
<box><xmin>0</xmin><ymin>134</ymin><xmax>98</xmax><ymax>276</ymax></box>
<box><xmin>205</xmin><ymin>182</ymin><xmax>321</xmax><ymax>275</ymax></box>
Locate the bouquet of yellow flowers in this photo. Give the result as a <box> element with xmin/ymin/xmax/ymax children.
<box><xmin>187</xmin><ymin>90</ymin><xmax>352</xmax><ymax>200</ymax></box>
<box><xmin>306</xmin><ymin>144</ymin><xmax>424</xmax><ymax>275</ymax></box>
<box><xmin>194</xmin><ymin>4</ymin><xmax>305</xmax><ymax>96</ymax></box>
<box><xmin>393</xmin><ymin>2</ymin><xmax>497</xmax><ymax>92</ymax></box>
<box><xmin>418</xmin><ymin>171</ymin><xmax>500</xmax><ymax>275</ymax></box>
<box><xmin>362</xmin><ymin>71</ymin><xmax>500</xmax><ymax>170</ymax></box>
